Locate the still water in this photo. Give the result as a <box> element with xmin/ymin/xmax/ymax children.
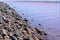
<box><xmin>5</xmin><ymin>2</ymin><xmax>60</xmax><ymax>40</ymax></box>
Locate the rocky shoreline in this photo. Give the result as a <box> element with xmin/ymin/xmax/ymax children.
<box><xmin>0</xmin><ymin>2</ymin><xmax>47</xmax><ymax>40</ymax></box>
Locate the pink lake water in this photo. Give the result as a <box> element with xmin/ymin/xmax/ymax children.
<box><xmin>5</xmin><ymin>2</ymin><xmax>60</xmax><ymax>40</ymax></box>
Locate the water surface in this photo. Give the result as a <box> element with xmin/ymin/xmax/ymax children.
<box><xmin>5</xmin><ymin>2</ymin><xmax>60</xmax><ymax>40</ymax></box>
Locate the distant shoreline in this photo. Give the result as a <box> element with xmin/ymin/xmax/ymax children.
<box><xmin>13</xmin><ymin>1</ymin><xmax>60</xmax><ymax>3</ymax></box>
<box><xmin>0</xmin><ymin>1</ymin><xmax>60</xmax><ymax>3</ymax></box>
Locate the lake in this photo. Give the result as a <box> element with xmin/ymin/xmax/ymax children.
<box><xmin>5</xmin><ymin>1</ymin><xmax>60</xmax><ymax>40</ymax></box>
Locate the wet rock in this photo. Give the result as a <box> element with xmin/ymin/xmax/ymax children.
<box><xmin>1</xmin><ymin>29</ymin><xmax>7</xmax><ymax>35</ymax></box>
<box><xmin>14</xmin><ymin>33</ymin><xmax>18</xmax><ymax>37</ymax></box>
<box><xmin>39</xmin><ymin>24</ymin><xmax>41</xmax><ymax>26</ymax></box>
<box><xmin>22</xmin><ymin>23</ymin><xmax>29</xmax><ymax>29</ymax></box>
<box><xmin>39</xmin><ymin>39</ymin><xmax>43</xmax><ymax>40</ymax></box>
<box><xmin>4</xmin><ymin>27</ymin><xmax>7</xmax><ymax>30</ymax></box>
<box><xmin>7</xmin><ymin>28</ymin><xmax>11</xmax><ymax>32</ymax></box>
<box><xmin>2</xmin><ymin>16</ymin><xmax>9</xmax><ymax>23</ymax></box>
<box><xmin>24</xmin><ymin>18</ymin><xmax>28</xmax><ymax>22</ymax></box>
<box><xmin>44</xmin><ymin>33</ymin><xmax>48</xmax><ymax>35</ymax></box>
<box><xmin>9</xmin><ymin>33</ymin><xmax>13</xmax><ymax>37</ymax></box>
<box><xmin>11</xmin><ymin>37</ymin><xmax>15</xmax><ymax>40</ymax></box>
<box><xmin>23</xmin><ymin>36</ymin><xmax>30</xmax><ymax>40</ymax></box>
<box><xmin>35</xmin><ymin>28</ymin><xmax>43</xmax><ymax>35</ymax></box>
<box><xmin>15</xmin><ymin>17</ymin><xmax>20</xmax><ymax>20</ymax></box>
<box><xmin>0</xmin><ymin>21</ymin><xmax>2</xmax><ymax>24</ymax></box>
<box><xmin>15</xmin><ymin>29</ymin><xmax>23</xmax><ymax>37</ymax></box>
<box><xmin>22</xmin><ymin>13</ymin><xmax>24</xmax><ymax>15</ymax></box>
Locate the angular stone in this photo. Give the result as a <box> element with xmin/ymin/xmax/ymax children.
<box><xmin>2</xmin><ymin>16</ymin><xmax>9</xmax><ymax>23</ymax></box>
<box><xmin>1</xmin><ymin>29</ymin><xmax>7</xmax><ymax>35</ymax></box>
<box><xmin>23</xmin><ymin>36</ymin><xmax>30</xmax><ymax>40</ymax></box>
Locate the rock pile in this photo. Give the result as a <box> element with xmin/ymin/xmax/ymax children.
<box><xmin>0</xmin><ymin>2</ymin><xmax>47</xmax><ymax>40</ymax></box>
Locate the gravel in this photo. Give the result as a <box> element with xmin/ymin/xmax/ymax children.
<box><xmin>0</xmin><ymin>2</ymin><xmax>48</xmax><ymax>40</ymax></box>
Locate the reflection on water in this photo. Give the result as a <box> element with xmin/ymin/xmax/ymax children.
<box><xmin>5</xmin><ymin>2</ymin><xmax>60</xmax><ymax>40</ymax></box>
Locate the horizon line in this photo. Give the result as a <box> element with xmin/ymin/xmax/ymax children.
<box><xmin>0</xmin><ymin>1</ymin><xmax>60</xmax><ymax>3</ymax></box>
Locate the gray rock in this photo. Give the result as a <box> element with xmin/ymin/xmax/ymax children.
<box><xmin>2</xmin><ymin>29</ymin><xmax>7</xmax><ymax>35</ymax></box>
<box><xmin>24</xmin><ymin>36</ymin><xmax>30</xmax><ymax>40</ymax></box>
